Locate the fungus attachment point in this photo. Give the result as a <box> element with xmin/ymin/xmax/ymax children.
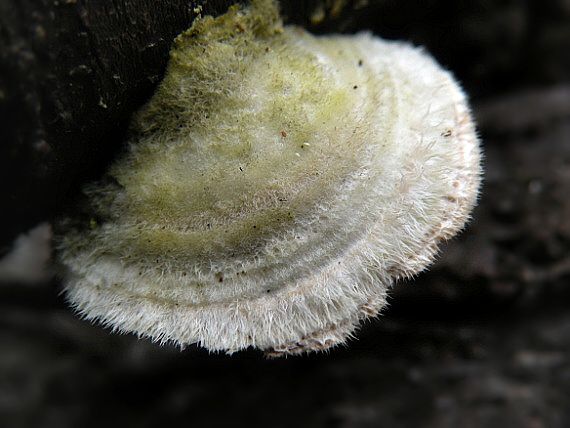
<box><xmin>57</xmin><ymin>0</ymin><xmax>482</xmax><ymax>355</ymax></box>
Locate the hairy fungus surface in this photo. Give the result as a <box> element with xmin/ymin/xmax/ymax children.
<box><xmin>57</xmin><ymin>0</ymin><xmax>482</xmax><ymax>355</ymax></box>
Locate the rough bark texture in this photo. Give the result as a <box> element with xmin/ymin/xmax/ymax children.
<box><xmin>1</xmin><ymin>1</ymin><xmax>570</xmax><ymax>427</ymax></box>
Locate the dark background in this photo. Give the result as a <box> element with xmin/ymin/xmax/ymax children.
<box><xmin>1</xmin><ymin>1</ymin><xmax>569</xmax><ymax>427</ymax></box>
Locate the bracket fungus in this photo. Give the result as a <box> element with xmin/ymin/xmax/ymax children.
<box><xmin>56</xmin><ymin>0</ymin><xmax>482</xmax><ymax>355</ymax></box>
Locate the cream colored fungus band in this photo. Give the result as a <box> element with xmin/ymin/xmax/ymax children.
<box><xmin>56</xmin><ymin>0</ymin><xmax>482</xmax><ymax>355</ymax></box>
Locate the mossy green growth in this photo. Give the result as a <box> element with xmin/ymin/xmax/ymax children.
<box><xmin>132</xmin><ymin>0</ymin><xmax>282</xmax><ymax>137</ymax></box>
<box><xmin>89</xmin><ymin>0</ymin><xmax>362</xmax><ymax>265</ymax></box>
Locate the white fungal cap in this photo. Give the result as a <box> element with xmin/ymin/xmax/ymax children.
<box><xmin>56</xmin><ymin>0</ymin><xmax>481</xmax><ymax>355</ymax></box>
